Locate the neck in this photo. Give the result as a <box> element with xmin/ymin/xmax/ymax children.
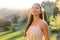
<box><xmin>33</xmin><ymin>15</ymin><xmax>40</xmax><ymax>22</ymax></box>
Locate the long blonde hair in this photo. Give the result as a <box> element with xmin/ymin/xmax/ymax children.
<box><xmin>24</xmin><ymin>3</ymin><xmax>47</xmax><ymax>37</ymax></box>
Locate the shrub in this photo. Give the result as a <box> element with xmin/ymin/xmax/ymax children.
<box><xmin>4</xmin><ymin>20</ymin><xmax>13</xmax><ymax>31</ymax></box>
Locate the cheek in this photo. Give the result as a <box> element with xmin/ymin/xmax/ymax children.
<box><xmin>38</xmin><ymin>10</ymin><xmax>40</xmax><ymax>13</ymax></box>
<box><xmin>31</xmin><ymin>11</ymin><xmax>40</xmax><ymax>16</ymax></box>
<box><xmin>31</xmin><ymin>9</ymin><xmax>41</xmax><ymax>15</ymax></box>
<box><xmin>32</xmin><ymin>10</ymin><xmax>39</xmax><ymax>13</ymax></box>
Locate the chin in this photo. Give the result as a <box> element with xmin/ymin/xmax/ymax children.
<box><xmin>32</xmin><ymin>14</ymin><xmax>38</xmax><ymax>16</ymax></box>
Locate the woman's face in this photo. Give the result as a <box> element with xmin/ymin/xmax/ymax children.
<box><xmin>31</xmin><ymin>4</ymin><xmax>41</xmax><ymax>16</ymax></box>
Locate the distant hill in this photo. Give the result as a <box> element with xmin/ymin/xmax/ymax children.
<box><xmin>0</xmin><ymin>8</ymin><xmax>30</xmax><ymax>23</ymax></box>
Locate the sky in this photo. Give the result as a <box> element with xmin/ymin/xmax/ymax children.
<box><xmin>0</xmin><ymin>0</ymin><xmax>56</xmax><ymax>9</ymax></box>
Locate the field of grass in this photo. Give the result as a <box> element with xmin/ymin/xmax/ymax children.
<box><xmin>0</xmin><ymin>22</ymin><xmax>26</xmax><ymax>40</ymax></box>
<box><xmin>0</xmin><ymin>19</ymin><xmax>60</xmax><ymax>40</ymax></box>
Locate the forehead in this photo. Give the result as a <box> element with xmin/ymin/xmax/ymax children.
<box><xmin>32</xmin><ymin>4</ymin><xmax>40</xmax><ymax>8</ymax></box>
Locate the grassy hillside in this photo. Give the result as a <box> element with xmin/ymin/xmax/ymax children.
<box><xmin>0</xmin><ymin>17</ymin><xmax>60</xmax><ymax>40</ymax></box>
<box><xmin>0</xmin><ymin>21</ymin><xmax>26</xmax><ymax>40</ymax></box>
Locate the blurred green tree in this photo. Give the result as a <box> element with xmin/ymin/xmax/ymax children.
<box><xmin>4</xmin><ymin>20</ymin><xmax>13</xmax><ymax>31</ymax></box>
<box><xmin>12</xmin><ymin>14</ymin><xmax>20</xmax><ymax>23</ymax></box>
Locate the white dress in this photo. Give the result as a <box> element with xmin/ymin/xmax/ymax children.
<box><xmin>26</xmin><ymin>20</ymin><xmax>47</xmax><ymax>40</ymax></box>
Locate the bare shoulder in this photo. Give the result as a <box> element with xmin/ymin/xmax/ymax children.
<box><xmin>39</xmin><ymin>20</ymin><xmax>48</xmax><ymax>29</ymax></box>
<box><xmin>42</xmin><ymin>20</ymin><xmax>48</xmax><ymax>26</ymax></box>
<box><xmin>42</xmin><ymin>20</ymin><xmax>48</xmax><ymax>29</ymax></box>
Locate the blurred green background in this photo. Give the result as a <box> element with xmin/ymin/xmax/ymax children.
<box><xmin>0</xmin><ymin>0</ymin><xmax>60</xmax><ymax>40</ymax></box>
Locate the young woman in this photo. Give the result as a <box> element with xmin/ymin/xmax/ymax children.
<box><xmin>24</xmin><ymin>3</ymin><xmax>50</xmax><ymax>40</ymax></box>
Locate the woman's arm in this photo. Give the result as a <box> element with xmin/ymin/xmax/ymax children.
<box><xmin>41</xmin><ymin>22</ymin><xmax>50</xmax><ymax>40</ymax></box>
